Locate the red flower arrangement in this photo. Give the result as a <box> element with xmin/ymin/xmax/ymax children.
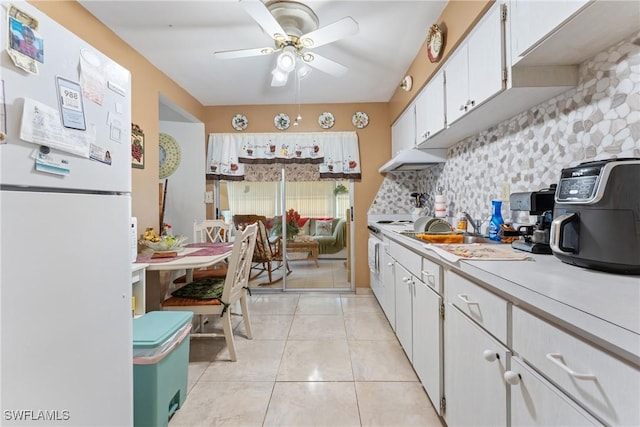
<box><xmin>273</xmin><ymin>209</ymin><xmax>300</xmax><ymax>240</ymax></box>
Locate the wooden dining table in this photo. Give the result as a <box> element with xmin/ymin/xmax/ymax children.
<box><xmin>134</xmin><ymin>242</ymin><xmax>233</xmax><ymax>312</ymax></box>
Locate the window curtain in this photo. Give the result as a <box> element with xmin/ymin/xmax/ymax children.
<box><xmin>206</xmin><ymin>132</ymin><xmax>361</xmax><ymax>181</ymax></box>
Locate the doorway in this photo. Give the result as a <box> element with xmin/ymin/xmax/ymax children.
<box><xmin>215</xmin><ymin>169</ymin><xmax>354</xmax><ymax>292</ymax></box>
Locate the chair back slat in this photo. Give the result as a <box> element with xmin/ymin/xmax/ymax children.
<box><xmin>221</xmin><ymin>223</ymin><xmax>258</xmax><ymax>303</ymax></box>
<box><xmin>194</xmin><ymin>220</ymin><xmax>231</xmax><ymax>243</ymax></box>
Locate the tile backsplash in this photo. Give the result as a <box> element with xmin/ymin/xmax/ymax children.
<box><xmin>369</xmin><ymin>32</ymin><xmax>640</xmax><ymax>220</ymax></box>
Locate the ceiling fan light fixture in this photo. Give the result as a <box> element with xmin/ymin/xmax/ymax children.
<box><xmin>277</xmin><ymin>48</ymin><xmax>296</xmax><ymax>72</ymax></box>
<box><xmin>297</xmin><ymin>62</ymin><xmax>312</xmax><ymax>79</ymax></box>
<box><xmin>271</xmin><ymin>68</ymin><xmax>289</xmax><ymax>86</ymax></box>
<box><xmin>301</xmin><ymin>52</ymin><xmax>314</xmax><ymax>63</ymax></box>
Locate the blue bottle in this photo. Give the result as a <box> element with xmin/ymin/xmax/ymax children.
<box><xmin>488</xmin><ymin>200</ymin><xmax>504</xmax><ymax>242</ymax></box>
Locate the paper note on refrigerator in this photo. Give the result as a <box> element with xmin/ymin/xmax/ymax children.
<box><xmin>19</xmin><ymin>97</ymin><xmax>94</xmax><ymax>157</ymax></box>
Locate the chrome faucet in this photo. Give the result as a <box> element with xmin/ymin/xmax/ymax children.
<box><xmin>461</xmin><ymin>212</ymin><xmax>484</xmax><ymax>235</ymax></box>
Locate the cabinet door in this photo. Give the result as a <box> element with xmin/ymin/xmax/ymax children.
<box><xmin>413</xmin><ymin>278</ymin><xmax>443</xmax><ymax>415</ymax></box>
<box><xmin>416</xmin><ymin>71</ymin><xmax>446</xmax><ymax>143</ymax></box>
<box><xmin>394</xmin><ymin>263</ymin><xmax>413</xmax><ymax>361</ymax></box>
<box><xmin>444</xmin><ymin>45</ymin><xmax>469</xmax><ymax>125</ymax></box>
<box><xmin>381</xmin><ymin>247</ymin><xmax>395</xmax><ymax>331</ymax></box>
<box><xmin>391</xmin><ymin>104</ymin><xmax>416</xmax><ymax>155</ymax></box>
<box><xmin>509</xmin><ymin>357</ymin><xmax>600</xmax><ymax>426</ymax></box>
<box><xmin>509</xmin><ymin>0</ymin><xmax>589</xmax><ymax>64</ymax></box>
<box><xmin>467</xmin><ymin>4</ymin><xmax>505</xmax><ymax>111</ymax></box>
<box><xmin>444</xmin><ymin>304</ymin><xmax>509</xmax><ymax>427</ymax></box>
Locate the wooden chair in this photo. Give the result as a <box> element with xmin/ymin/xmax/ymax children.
<box><xmin>161</xmin><ymin>223</ymin><xmax>258</xmax><ymax>362</ymax></box>
<box><xmin>173</xmin><ymin>220</ymin><xmax>231</xmax><ymax>285</ymax></box>
<box><xmin>233</xmin><ymin>215</ymin><xmax>290</xmax><ymax>285</ymax></box>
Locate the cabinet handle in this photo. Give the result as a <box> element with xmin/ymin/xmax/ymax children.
<box><xmin>426</xmin><ymin>130</ymin><xmax>431</xmax><ymax>137</ymax></box>
<box><xmin>421</xmin><ymin>270</ymin><xmax>434</xmax><ymax>278</ymax></box>
<box><xmin>504</xmin><ymin>371</ymin><xmax>521</xmax><ymax>385</ymax></box>
<box><xmin>387</xmin><ymin>262</ymin><xmax>394</xmax><ymax>267</ymax></box>
<box><xmin>402</xmin><ymin>276</ymin><xmax>412</xmax><ymax>284</ymax></box>
<box><xmin>457</xmin><ymin>294</ymin><xmax>479</xmax><ymax>305</ymax></box>
<box><xmin>483</xmin><ymin>349</ymin><xmax>499</xmax><ymax>362</ymax></box>
<box><xmin>546</xmin><ymin>353</ymin><xmax>596</xmax><ymax>381</ymax></box>
<box><xmin>459</xmin><ymin>104</ymin><xmax>465</xmax><ymax>111</ymax></box>
<box><xmin>470</xmin><ymin>100</ymin><xmax>475</xmax><ymax>107</ymax></box>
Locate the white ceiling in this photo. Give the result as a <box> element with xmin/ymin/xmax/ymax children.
<box><xmin>78</xmin><ymin>0</ymin><xmax>447</xmax><ymax>108</ymax></box>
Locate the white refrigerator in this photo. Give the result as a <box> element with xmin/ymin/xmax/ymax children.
<box><xmin>1</xmin><ymin>2</ymin><xmax>133</xmax><ymax>425</ymax></box>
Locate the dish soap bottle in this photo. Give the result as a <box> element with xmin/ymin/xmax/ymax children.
<box><xmin>488</xmin><ymin>200</ymin><xmax>504</xmax><ymax>242</ymax></box>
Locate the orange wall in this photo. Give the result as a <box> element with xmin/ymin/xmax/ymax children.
<box><xmin>30</xmin><ymin>1</ymin><xmax>206</xmax><ymax>232</ymax></box>
<box><xmin>29</xmin><ymin>0</ymin><xmax>490</xmax><ymax>289</ymax></box>
<box><xmin>203</xmin><ymin>103</ymin><xmax>389</xmax><ymax>288</ymax></box>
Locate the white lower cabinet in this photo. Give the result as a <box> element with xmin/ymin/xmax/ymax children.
<box><xmin>412</xmin><ymin>278</ymin><xmax>443</xmax><ymax>415</ymax></box>
<box><xmin>394</xmin><ymin>263</ymin><xmax>413</xmax><ymax>360</ymax></box>
<box><xmin>509</xmin><ymin>356</ymin><xmax>600</xmax><ymax>426</ymax></box>
<box><xmin>513</xmin><ymin>306</ymin><xmax>639</xmax><ymax>426</ymax></box>
<box><xmin>444</xmin><ymin>303</ymin><xmax>510</xmax><ymax>427</ymax></box>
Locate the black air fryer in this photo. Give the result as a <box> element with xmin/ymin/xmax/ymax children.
<box><xmin>550</xmin><ymin>158</ymin><xmax>640</xmax><ymax>274</ymax></box>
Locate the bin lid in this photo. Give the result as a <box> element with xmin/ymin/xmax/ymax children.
<box><xmin>133</xmin><ymin>311</ymin><xmax>193</xmax><ymax>349</ymax></box>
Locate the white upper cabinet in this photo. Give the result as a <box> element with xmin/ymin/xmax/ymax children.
<box><xmin>509</xmin><ymin>0</ymin><xmax>639</xmax><ymax>67</ymax></box>
<box><xmin>509</xmin><ymin>0</ymin><xmax>589</xmax><ymax>65</ymax></box>
<box><xmin>415</xmin><ymin>71</ymin><xmax>446</xmax><ymax>144</ymax></box>
<box><xmin>391</xmin><ymin>104</ymin><xmax>416</xmax><ymax>156</ymax></box>
<box><xmin>445</xmin><ymin>4</ymin><xmax>505</xmax><ymax>126</ymax></box>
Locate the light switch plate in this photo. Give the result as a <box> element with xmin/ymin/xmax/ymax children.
<box><xmin>205</xmin><ymin>191</ymin><xmax>213</xmax><ymax>203</ymax></box>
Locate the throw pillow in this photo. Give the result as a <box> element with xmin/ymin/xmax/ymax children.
<box><xmin>298</xmin><ymin>219</ymin><xmax>311</xmax><ymax>235</ymax></box>
<box><xmin>171</xmin><ymin>278</ymin><xmax>224</xmax><ymax>300</ymax></box>
<box><xmin>315</xmin><ymin>219</ymin><xmax>333</xmax><ymax>236</ymax></box>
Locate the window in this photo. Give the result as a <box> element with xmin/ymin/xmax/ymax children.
<box><xmin>227</xmin><ymin>181</ymin><xmax>348</xmax><ymax>218</ymax></box>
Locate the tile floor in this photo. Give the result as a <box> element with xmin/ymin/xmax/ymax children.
<box><xmin>169</xmin><ymin>292</ymin><xmax>444</xmax><ymax>427</ymax></box>
<box><xmin>248</xmin><ymin>258</ymin><xmax>350</xmax><ymax>290</ymax></box>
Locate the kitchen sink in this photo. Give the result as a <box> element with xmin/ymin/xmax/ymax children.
<box><xmin>397</xmin><ymin>230</ymin><xmax>502</xmax><ymax>244</ymax></box>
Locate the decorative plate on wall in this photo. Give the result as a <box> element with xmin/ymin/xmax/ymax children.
<box><xmin>231</xmin><ymin>114</ymin><xmax>248</xmax><ymax>131</ymax></box>
<box><xmin>274</xmin><ymin>113</ymin><xmax>290</xmax><ymax>130</ymax></box>
<box><xmin>352</xmin><ymin>111</ymin><xmax>369</xmax><ymax>129</ymax></box>
<box><xmin>427</xmin><ymin>24</ymin><xmax>445</xmax><ymax>63</ymax></box>
<box><xmin>159</xmin><ymin>133</ymin><xmax>181</xmax><ymax>179</ymax></box>
<box><xmin>318</xmin><ymin>112</ymin><xmax>335</xmax><ymax>129</ymax></box>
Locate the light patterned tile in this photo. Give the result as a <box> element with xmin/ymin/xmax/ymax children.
<box><xmin>264</xmin><ymin>382</ymin><xmax>360</xmax><ymax>427</ymax></box>
<box><xmin>343</xmin><ymin>311</ymin><xmax>396</xmax><ymax>341</ymax></box>
<box><xmin>169</xmin><ymin>381</ymin><xmax>273</xmax><ymax>427</ymax></box>
<box><xmin>296</xmin><ymin>295</ymin><xmax>343</xmax><ymax>315</ymax></box>
<box><xmin>288</xmin><ymin>314</ymin><xmax>347</xmax><ymax>340</ymax></box>
<box><xmin>277</xmin><ymin>339</ymin><xmax>353</xmax><ymax>381</ymax></box>
<box><xmin>356</xmin><ymin>382</ymin><xmax>444</xmax><ymax>427</ymax></box>
<box><xmin>199</xmin><ymin>340</ymin><xmax>285</xmax><ymax>381</ymax></box>
<box><xmin>349</xmin><ymin>340</ymin><xmax>418</xmax><ymax>381</ymax></box>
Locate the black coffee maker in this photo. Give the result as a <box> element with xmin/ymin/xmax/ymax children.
<box><xmin>509</xmin><ymin>186</ymin><xmax>556</xmax><ymax>254</ymax></box>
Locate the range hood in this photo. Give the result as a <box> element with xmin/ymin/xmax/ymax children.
<box><xmin>379</xmin><ymin>148</ymin><xmax>447</xmax><ymax>173</ymax></box>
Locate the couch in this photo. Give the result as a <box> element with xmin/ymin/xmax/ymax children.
<box><xmin>298</xmin><ymin>217</ymin><xmax>347</xmax><ymax>255</ymax></box>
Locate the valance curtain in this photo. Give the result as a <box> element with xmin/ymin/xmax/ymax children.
<box><xmin>206</xmin><ymin>131</ymin><xmax>361</xmax><ymax>181</ymax></box>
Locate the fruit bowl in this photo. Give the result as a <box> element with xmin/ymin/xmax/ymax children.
<box><xmin>140</xmin><ymin>235</ymin><xmax>188</xmax><ymax>252</ymax></box>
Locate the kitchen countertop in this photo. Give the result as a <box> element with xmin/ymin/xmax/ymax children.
<box><xmin>375</xmin><ymin>221</ymin><xmax>640</xmax><ymax>366</ymax></box>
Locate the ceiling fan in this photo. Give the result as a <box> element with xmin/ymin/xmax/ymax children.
<box><xmin>214</xmin><ymin>0</ymin><xmax>359</xmax><ymax>87</ymax></box>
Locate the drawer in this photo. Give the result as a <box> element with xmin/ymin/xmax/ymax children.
<box><xmin>421</xmin><ymin>257</ymin><xmax>442</xmax><ymax>294</ymax></box>
<box><xmin>509</xmin><ymin>357</ymin><xmax>601</xmax><ymax>426</ymax></box>
<box><xmin>445</xmin><ymin>271</ymin><xmax>508</xmax><ymax>344</ymax></box>
<box><xmin>389</xmin><ymin>240</ymin><xmax>421</xmax><ymax>278</ymax></box>
<box><xmin>513</xmin><ymin>307</ymin><xmax>640</xmax><ymax>426</ymax></box>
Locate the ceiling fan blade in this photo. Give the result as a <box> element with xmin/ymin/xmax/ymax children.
<box><xmin>214</xmin><ymin>46</ymin><xmax>275</xmax><ymax>59</ymax></box>
<box><xmin>304</xmin><ymin>53</ymin><xmax>348</xmax><ymax>77</ymax></box>
<box><xmin>240</xmin><ymin>0</ymin><xmax>287</xmax><ymax>41</ymax></box>
<box><xmin>299</xmin><ymin>17</ymin><xmax>359</xmax><ymax>48</ymax></box>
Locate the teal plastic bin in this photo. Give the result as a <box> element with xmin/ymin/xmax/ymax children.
<box><xmin>133</xmin><ymin>311</ymin><xmax>193</xmax><ymax>427</ymax></box>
